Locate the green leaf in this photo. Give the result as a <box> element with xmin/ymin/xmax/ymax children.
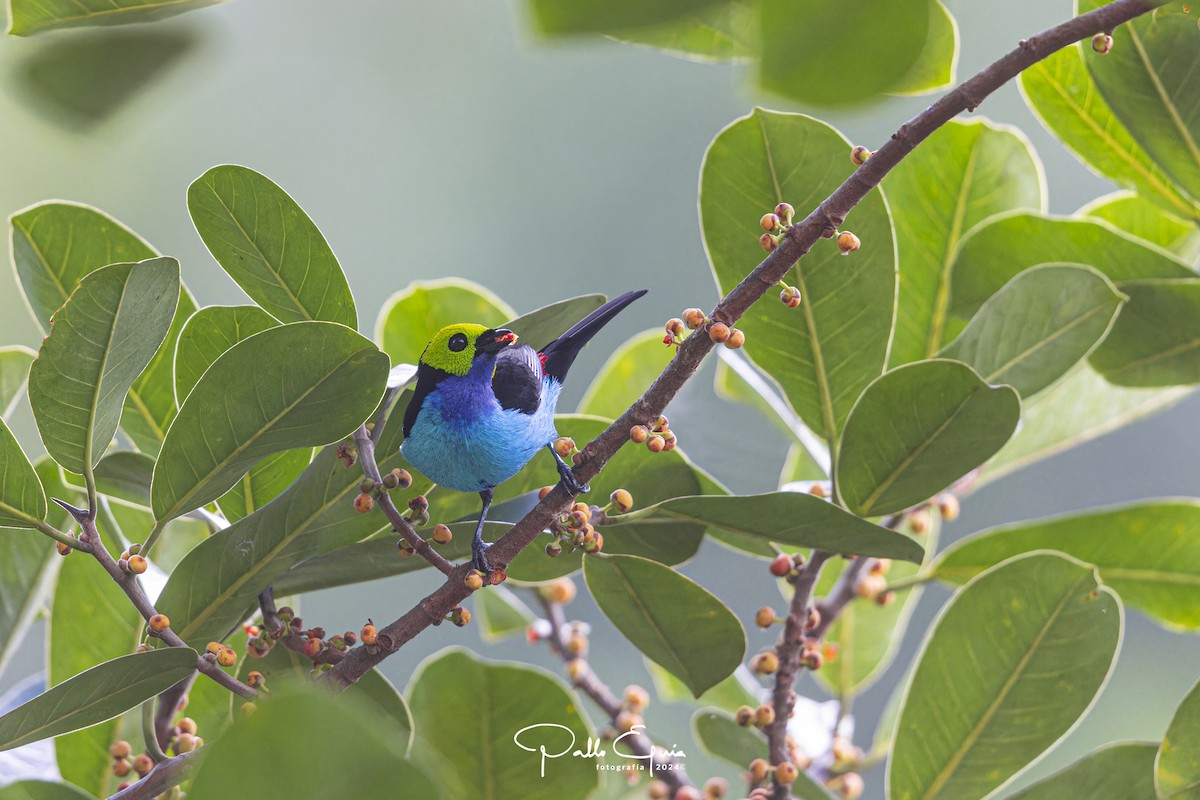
<box><xmin>0</xmin><ymin>347</ymin><xmax>35</xmax><ymax>420</ymax></box>
<box><xmin>77</xmin><ymin>450</ymin><xmax>155</xmax><ymax>507</ymax></box>
<box><xmin>217</xmin><ymin>449</ymin><xmax>312</xmax><ymax>523</ymax></box>
<box><xmin>1008</xmin><ymin>741</ymin><xmax>1158</xmax><ymax>800</ymax></box>
<box><xmin>187</xmin><ymin>165</ymin><xmax>357</xmax><ymax>328</ymax></box>
<box><xmin>836</xmin><ymin>360</ymin><xmax>1020</xmax><ymax>517</ymax></box>
<box><xmin>645</xmin><ymin>660</ymin><xmax>758</xmax><ymax>710</ymax></box>
<box><xmin>0</xmin><ymin>781</ymin><xmax>98</xmax><ymax>800</ymax></box>
<box><xmin>120</xmin><ymin>287</ymin><xmax>198</xmax><ymax>455</ymax></box>
<box><xmin>604</xmin><ymin>0</ymin><xmax>756</xmax><ymax>61</ymax></box>
<box><xmin>157</xmin><ymin>407</ymin><xmax>417</xmax><ymax>647</ymax></box>
<box><xmin>28</xmin><ymin>257</ymin><xmax>180</xmax><ymax>476</ymax></box>
<box><xmin>187</xmin><ymin>688</ymin><xmax>435</xmax><ymax>800</ymax></box>
<box><xmin>7</xmin><ymin>0</ymin><xmax>219</xmax><ymax>35</ymax></box>
<box><xmin>1081</xmin><ymin>192</ymin><xmax>1200</xmax><ymax>260</ymax></box>
<box><xmin>758</xmin><ymin>0</ymin><xmax>929</xmax><ymax>107</ymax></box>
<box><xmin>935</xmin><ymin>500</ymin><xmax>1200</xmax><ymax>630</ymax></box>
<box><xmin>9</xmin><ymin>202</ymin><xmax>156</xmax><ymax>331</ymax></box>
<box><xmin>584</xmin><ymin>554</ymin><xmax>744</xmax><ymax>696</ymax></box>
<box><xmin>623</xmin><ymin>493</ymin><xmax>925</xmax><ymax>562</ymax></box>
<box><xmin>375</xmin><ymin>279</ymin><xmax>514</xmax><ymax>368</ymax></box>
<box><xmin>527</xmin><ymin>0</ymin><xmax>725</xmax><ymax>36</ymax></box>
<box><xmin>1090</xmin><ymin>279</ymin><xmax>1200</xmax><ymax>386</ymax></box>
<box><xmin>981</xmin><ymin>362</ymin><xmax>1191</xmax><ymax>485</ymax></box>
<box><xmin>0</xmin><ymin>419</ymin><xmax>46</xmax><ymax>529</ymax></box>
<box><xmin>889</xmin><ymin>0</ymin><xmax>958</xmax><ymax>96</ymax></box>
<box><xmin>940</xmin><ymin>264</ymin><xmax>1125</xmax><ymax>397</ymax></box>
<box><xmin>408</xmin><ymin>648</ymin><xmax>597</xmax><ymax>800</ymax></box>
<box><xmin>350</xmin><ymin>669</ymin><xmax>415</xmax><ymax>756</ymax></box>
<box><xmin>1081</xmin><ymin>2</ymin><xmax>1200</xmax><ymax>205</ymax></box>
<box><xmin>812</xmin><ymin>514</ymin><xmax>938</xmax><ymax>698</ymax></box>
<box><xmin>889</xmin><ymin>552</ymin><xmax>1122</xmax><ymax>800</ymax></box>
<box><xmin>949</xmin><ymin>211</ymin><xmax>1193</xmax><ymax>323</ymax></box>
<box><xmin>0</xmin><ymin>649</ymin><xmax>196</xmax><ymax>751</ymax></box>
<box><xmin>1020</xmin><ymin>42</ymin><xmax>1199</xmax><ymax>220</ymax></box>
<box><xmin>578</xmin><ymin>330</ymin><xmax>673</xmax><ymax>418</ymax></box>
<box><xmin>884</xmin><ymin>119</ymin><xmax>1044</xmax><ymax>364</ymax></box>
<box><xmin>504</xmin><ymin>294</ymin><xmax>607</xmax><ymax>349</ymax></box>
<box><xmin>0</xmin><ymin>458</ymin><xmax>77</xmax><ymax>681</ymax></box>
<box><xmin>1159</xmin><ymin>676</ymin><xmax>1200</xmax><ymax>799</ymax></box>
<box><xmin>50</xmin><ymin>529</ymin><xmax>143</xmax><ymax>796</ymax></box>
<box><xmin>151</xmin><ymin>321</ymin><xmax>388</xmax><ymax>525</ymax></box>
<box><xmin>701</xmin><ymin>109</ymin><xmax>896</xmax><ymax>443</ymax></box>
<box><xmin>173</xmin><ymin>305</ymin><xmax>279</xmax><ymax>402</ymax></box>
<box><xmin>691</xmin><ymin>708</ymin><xmax>766</xmax><ymax>768</ymax></box>
<box><xmin>474</xmin><ymin>584</ymin><xmax>536</xmax><ymax>643</ymax></box>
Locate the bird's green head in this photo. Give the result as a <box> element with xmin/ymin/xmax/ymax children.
<box><xmin>419</xmin><ymin>323</ymin><xmax>518</xmax><ymax>376</ymax></box>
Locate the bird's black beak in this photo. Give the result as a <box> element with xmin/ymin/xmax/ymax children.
<box><xmin>477</xmin><ymin>328</ymin><xmax>518</xmax><ymax>354</ymax></box>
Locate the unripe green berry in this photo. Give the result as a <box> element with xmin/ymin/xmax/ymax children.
<box><xmin>1092</xmin><ymin>32</ymin><xmax>1113</xmax><ymax>53</ymax></box>
<box><xmin>837</xmin><ymin>230</ymin><xmax>861</xmax><ymax>255</ymax></box>
<box><xmin>359</xmin><ymin>478</ymin><xmax>375</xmax><ymax>494</ymax></box>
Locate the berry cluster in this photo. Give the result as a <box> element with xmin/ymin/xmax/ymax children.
<box><xmin>758</xmin><ymin>202</ymin><xmax>796</xmax><ymax>254</ymax></box>
<box><xmin>110</xmin><ymin>721</ymin><xmax>203</xmax><ymax>791</ymax></box>
<box><xmin>665</xmin><ymin>309</ymin><xmax>745</xmax><ymax>351</ymax></box>
<box><xmin>117</xmin><ymin>543</ymin><xmax>148</xmax><ymax>575</ymax></box>
<box><xmin>648</xmin><ymin>778</ymin><xmax>729</xmax><ymax>800</ymax></box>
<box><xmin>353</xmin><ymin>466</ymin><xmax>415</xmax><ymax>517</ymax></box>
<box><xmin>537</xmin><ymin>488</ymin><xmax>632</xmax><ymax>559</ymax></box>
<box><xmin>630</xmin><ymin>414</ymin><xmax>677</xmax><ymax>454</ymax></box>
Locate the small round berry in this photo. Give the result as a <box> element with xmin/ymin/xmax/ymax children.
<box><xmin>937</xmin><ymin>493</ymin><xmax>960</xmax><ymax>522</ymax></box>
<box><xmin>132</xmin><ymin>753</ymin><xmax>153</xmax><ymax>776</ymax></box>
<box><xmin>709</xmin><ymin>322</ymin><xmax>731</xmax><ymax>343</ymax></box>
<box><xmin>775</xmin><ymin>761</ymin><xmax>798</xmax><ymax>785</ymax></box>
<box><xmin>774</xmin><ymin>203</ymin><xmax>795</xmax><ymax>225</ymax></box>
<box><xmin>57</xmin><ymin>539</ymin><xmax>72</xmax><ymax>556</ymax></box>
<box><xmin>851</xmin><ymin>145</ymin><xmax>873</xmax><ymax>165</ymax></box>
<box><xmin>545</xmin><ymin>540</ymin><xmax>563</xmax><ymax>557</ymax></box>
<box><xmin>381</xmin><ymin>471</ymin><xmax>399</xmax><ymax>489</ymax></box>
<box><xmin>754</xmin><ymin>704</ymin><xmax>776</xmax><ymax>727</ymax></box>
<box><xmin>809</xmin><ymin>482</ymin><xmax>827</xmax><ymax>498</ymax></box>
<box><xmin>683</xmin><ymin>308</ymin><xmax>707</xmax><ymax>329</ymax></box>
<box><xmin>673</xmin><ymin>787</ymin><xmax>701</xmax><ymax>800</ymax></box>
<box><xmin>360</xmin><ymin>624</ymin><xmax>378</xmax><ymax>646</ymax></box>
<box><xmin>723</xmin><ymin>328</ymin><xmax>745</xmax><ymax>349</ymax></box>
<box><xmin>112</xmin><ymin>758</ymin><xmax>131</xmax><ymax>777</ymax></box>
<box><xmin>704</xmin><ymin>777</ymin><xmax>729</xmax><ymax>799</ymax></box>
<box><xmin>246</xmin><ymin>671</ymin><xmax>265</xmax><ymax>689</ymax></box>
<box><xmin>465</xmin><ymin>570</ymin><xmax>485</xmax><ymax>591</ymax></box>
<box><xmin>653</xmin><ymin>415</ymin><xmax>670</xmax><ymax>432</ymax></box>
<box><xmin>354</xmin><ymin>493</ymin><xmax>374</xmax><ymax>513</ymax></box>
<box><xmin>648</xmin><ymin>781</ymin><xmax>670</xmax><ymax>800</ymax></box>
<box><xmin>870</xmin><ymin>558</ymin><xmax>892</xmax><ymax>576</ymax></box>
<box><xmin>546</xmin><ymin>578</ymin><xmax>576</xmax><ymax>605</ymax></box>
<box><xmin>359</xmin><ymin>478</ymin><xmax>375</xmax><ymax>494</ymax></box>
<box><xmin>301</xmin><ymin>637</ymin><xmax>323</xmax><ymax>658</ymax></box>
<box><xmin>769</xmin><ymin>553</ymin><xmax>794</xmax><ymax>577</ymax></box>
<box><xmin>760</xmin><ymin>213</ymin><xmax>781</xmax><ymax>233</ymax></box>
<box><xmin>751</xmin><ymin>651</ymin><xmax>780</xmax><ymax>675</ymax></box>
<box><xmin>665</xmin><ymin>318</ymin><xmax>686</xmax><ymax>337</ymax></box>
<box><xmin>174</xmin><ymin>732</ymin><xmax>196</xmax><ymax>754</ymax></box>
<box><xmin>432</xmin><ymin>524</ymin><xmax>453</xmax><ymax>544</ymax></box>
<box><xmin>277</xmin><ymin>606</ymin><xmax>295</xmax><ymax>622</ymax></box>
<box><xmin>128</xmin><ymin>555</ymin><xmax>148</xmax><ymax>574</ymax></box>
<box><xmin>1092</xmin><ymin>32</ymin><xmax>1113</xmax><ymax>53</ymax></box>
<box><xmin>755</xmin><ymin>607</ymin><xmax>776</xmax><ymax>628</ymax></box>
<box><xmin>748</xmin><ymin>758</ymin><xmax>771</xmax><ymax>782</ymax></box>
<box><xmin>646</xmin><ymin>435</ymin><xmax>666</xmax><ymax>453</ymax></box>
<box><xmin>452</xmin><ymin>607</ymin><xmax>471</xmax><ymax>627</ymax></box>
<box><xmin>553</xmin><ymin>437</ymin><xmax>575</xmax><ymax>458</ymax></box>
<box><xmin>876</xmin><ymin>590</ymin><xmax>896</xmax><ymax>607</ymax></box>
<box><xmin>565</xmin><ymin>658</ymin><xmax>586</xmax><ymax>682</ymax></box>
<box><xmin>780</xmin><ymin>285</ymin><xmax>802</xmax><ymax>308</ymax></box>
<box><xmin>148</xmin><ymin>614</ymin><xmax>170</xmax><ymax>634</ymax></box>
<box><xmin>217</xmin><ymin>647</ymin><xmax>237</xmax><ymax>667</ymax></box>
<box><xmin>630</xmin><ymin>425</ymin><xmax>649</xmax><ymax>444</ymax></box>
<box><xmin>407</xmin><ymin>494</ymin><xmax>429</xmax><ymax>512</ymax></box>
<box><xmin>804</xmin><ymin>649</ymin><xmax>825</xmax><ymax>670</ymax></box>
<box><xmin>855</xmin><ymin>573</ymin><xmax>887</xmax><ymax>599</ymax></box>
<box><xmin>760</xmin><ymin>233</ymin><xmax>778</xmax><ymax>253</ymax></box>
<box><xmin>614</xmin><ymin>710</ymin><xmax>642</xmax><ymax>733</ymax></box>
<box><xmin>205</xmin><ymin>641</ymin><xmax>222</xmax><ymax>655</ymax></box>
<box><xmin>538</xmin><ymin>485</ymin><xmax>554</xmax><ymax>500</ymax></box>
<box><xmin>909</xmin><ymin>508</ymin><xmax>932</xmax><ymax>535</ymax></box>
<box><xmin>391</xmin><ymin>468</ymin><xmax>413</xmax><ymax>489</ymax></box>
<box><xmin>835</xmin><ymin>771</ymin><xmax>865</xmax><ymax>799</ymax></box>
<box><xmin>623</xmin><ymin>684</ymin><xmax>650</xmax><ymax>712</ymax></box>
<box><xmin>805</xmin><ymin>607</ymin><xmax>821</xmax><ymax>631</ymax></box>
<box><xmin>610</xmin><ymin>488</ymin><xmax>633</xmax><ymax>513</ymax></box>
<box><xmin>836</xmin><ymin>230</ymin><xmax>861</xmax><ymax>255</ymax></box>
<box><xmin>396</xmin><ymin>538</ymin><xmax>416</xmax><ymax>557</ymax></box>
<box><xmin>109</xmin><ymin>740</ymin><xmax>132</xmax><ymax>759</ymax></box>
<box><xmin>735</xmin><ymin>705</ymin><xmax>755</xmax><ymax>726</ymax></box>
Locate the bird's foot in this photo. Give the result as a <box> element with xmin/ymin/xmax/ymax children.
<box><xmin>556</xmin><ymin>464</ymin><xmax>588</xmax><ymax>496</ymax></box>
<box><xmin>471</xmin><ymin>539</ymin><xmax>493</xmax><ymax>574</ymax></box>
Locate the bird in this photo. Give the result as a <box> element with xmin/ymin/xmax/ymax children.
<box><xmin>400</xmin><ymin>290</ymin><xmax>647</xmax><ymax>574</ymax></box>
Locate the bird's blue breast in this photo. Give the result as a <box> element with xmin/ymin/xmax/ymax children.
<box><xmin>401</xmin><ymin>360</ymin><xmax>561</xmax><ymax>492</ymax></box>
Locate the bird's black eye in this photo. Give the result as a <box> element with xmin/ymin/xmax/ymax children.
<box><xmin>448</xmin><ymin>333</ymin><xmax>469</xmax><ymax>352</ymax></box>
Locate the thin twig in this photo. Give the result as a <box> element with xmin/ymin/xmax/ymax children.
<box><xmin>258</xmin><ymin>587</ymin><xmax>347</xmax><ymax>666</ymax></box>
<box><xmin>353</xmin><ymin>425</ymin><xmax>453</xmax><ymax>575</ymax></box>
<box><xmin>322</xmin><ymin>0</ymin><xmax>1166</xmax><ymax>692</ymax></box>
<box><xmin>536</xmin><ymin>594</ymin><xmax>694</xmax><ymax>793</ymax></box>
<box><xmin>106</xmin><ymin>749</ymin><xmax>202</xmax><ymax>800</ymax></box>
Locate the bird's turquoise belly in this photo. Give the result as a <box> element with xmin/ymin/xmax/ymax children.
<box><xmin>401</xmin><ymin>402</ymin><xmax>557</xmax><ymax>492</ymax></box>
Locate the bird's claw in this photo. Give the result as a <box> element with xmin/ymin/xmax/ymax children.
<box><xmin>471</xmin><ymin>540</ymin><xmax>493</xmax><ymax>574</ymax></box>
<box><xmin>557</xmin><ymin>466</ymin><xmax>588</xmax><ymax>496</ymax></box>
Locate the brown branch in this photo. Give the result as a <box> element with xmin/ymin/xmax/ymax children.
<box><xmin>766</xmin><ymin>551</ymin><xmax>832</xmax><ymax>799</ymax></box>
<box><xmin>322</xmin><ymin>0</ymin><xmax>1166</xmax><ymax>692</ymax></box>
<box><xmin>54</xmin><ymin>499</ymin><xmax>258</xmax><ymax>701</ymax></box>
<box><xmin>535</xmin><ymin>594</ymin><xmax>694</xmax><ymax>794</ymax></box>
<box><xmin>353</xmin><ymin>425</ymin><xmax>453</xmax><ymax>575</ymax></box>
<box><xmin>257</xmin><ymin>587</ymin><xmax>347</xmax><ymax>666</ymax></box>
<box><xmin>106</xmin><ymin>749</ymin><xmax>202</xmax><ymax>800</ymax></box>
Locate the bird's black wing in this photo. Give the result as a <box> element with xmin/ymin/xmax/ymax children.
<box><xmin>492</xmin><ymin>345</ymin><xmax>542</xmax><ymax>415</ymax></box>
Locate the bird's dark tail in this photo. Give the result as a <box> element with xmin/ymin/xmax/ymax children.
<box><xmin>539</xmin><ymin>289</ymin><xmax>647</xmax><ymax>382</ymax></box>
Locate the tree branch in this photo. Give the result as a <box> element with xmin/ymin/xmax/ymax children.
<box><xmin>322</xmin><ymin>0</ymin><xmax>1166</xmax><ymax>692</ymax></box>
<box><xmin>106</xmin><ymin>749</ymin><xmax>202</xmax><ymax>800</ymax></box>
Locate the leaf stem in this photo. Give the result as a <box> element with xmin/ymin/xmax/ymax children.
<box><xmin>141</xmin><ymin>699</ymin><xmax>169</xmax><ymax>763</ymax></box>
<box><xmin>33</xmin><ymin>518</ymin><xmax>91</xmax><ymax>552</ymax></box>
